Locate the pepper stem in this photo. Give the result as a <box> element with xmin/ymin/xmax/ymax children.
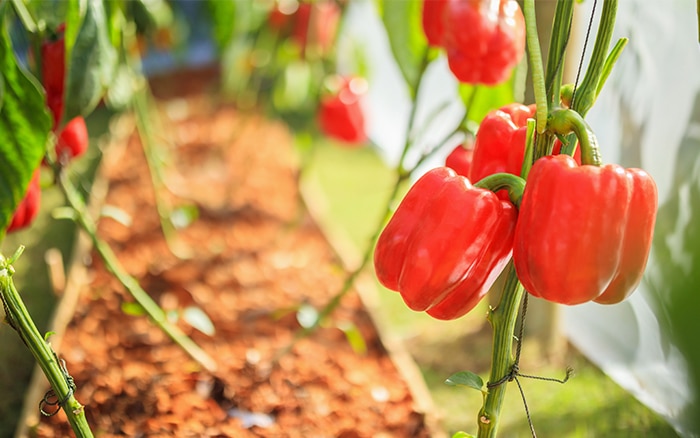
<box><xmin>547</xmin><ymin>109</ymin><xmax>602</xmax><ymax>166</ymax></box>
<box><xmin>477</xmin><ymin>262</ymin><xmax>525</xmax><ymax>438</ymax></box>
<box><xmin>474</xmin><ymin>173</ymin><xmax>526</xmax><ymax>207</ymax></box>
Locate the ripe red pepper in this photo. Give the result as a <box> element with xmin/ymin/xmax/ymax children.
<box><xmin>441</xmin><ymin>0</ymin><xmax>526</xmax><ymax>85</ymax></box>
<box><xmin>374</xmin><ymin>167</ymin><xmax>517</xmax><ymax>320</ymax></box>
<box><xmin>318</xmin><ymin>76</ymin><xmax>367</xmax><ymax>145</ymax></box>
<box><xmin>513</xmin><ymin>154</ymin><xmax>658</xmax><ymax>305</ymax></box>
<box><xmin>56</xmin><ymin>117</ymin><xmax>89</xmax><ymax>161</ymax></box>
<box><xmin>445</xmin><ymin>140</ymin><xmax>473</xmax><ymax>177</ymax></box>
<box><xmin>422</xmin><ymin>0</ymin><xmax>448</xmax><ymax>46</ymax></box>
<box><xmin>41</xmin><ymin>24</ymin><xmax>66</xmax><ymax>128</ymax></box>
<box><xmin>7</xmin><ymin>170</ymin><xmax>41</xmax><ymax>233</ymax></box>
<box><xmin>469</xmin><ymin>103</ymin><xmax>581</xmax><ymax>197</ymax></box>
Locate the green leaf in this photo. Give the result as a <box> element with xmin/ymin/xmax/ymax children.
<box><xmin>44</xmin><ymin>331</ymin><xmax>56</xmax><ymax>341</ymax></box>
<box><xmin>0</xmin><ymin>11</ymin><xmax>51</xmax><ymax>234</ymax></box>
<box><xmin>378</xmin><ymin>0</ymin><xmax>427</xmax><ymax>93</ymax></box>
<box><xmin>182</xmin><ymin>306</ymin><xmax>215</xmax><ymax>336</ymax></box>
<box><xmin>121</xmin><ymin>301</ymin><xmax>146</xmax><ymax>316</ymax></box>
<box><xmin>452</xmin><ymin>432</ymin><xmax>476</xmax><ymax>438</ymax></box>
<box><xmin>337</xmin><ymin>321</ymin><xmax>367</xmax><ymax>355</ymax></box>
<box><xmin>445</xmin><ymin>371</ymin><xmax>485</xmax><ymax>392</ymax></box>
<box><xmin>64</xmin><ymin>0</ymin><xmax>117</xmax><ymax>123</ymax></box>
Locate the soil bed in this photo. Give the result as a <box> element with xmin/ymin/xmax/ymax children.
<box><xmin>30</xmin><ymin>69</ymin><xmax>433</xmax><ymax>437</ymax></box>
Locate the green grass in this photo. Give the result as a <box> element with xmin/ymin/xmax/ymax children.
<box><xmin>302</xmin><ymin>139</ymin><xmax>679</xmax><ymax>437</ymax></box>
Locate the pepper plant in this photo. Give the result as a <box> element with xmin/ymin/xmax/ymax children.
<box><xmin>369</xmin><ymin>0</ymin><xmax>655</xmax><ymax>436</ymax></box>
<box><xmin>0</xmin><ymin>1</ymin><xmax>216</xmax><ymax>435</ymax></box>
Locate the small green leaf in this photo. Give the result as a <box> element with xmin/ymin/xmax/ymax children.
<box><xmin>379</xmin><ymin>0</ymin><xmax>427</xmax><ymax>93</ymax></box>
<box><xmin>44</xmin><ymin>331</ymin><xmax>56</xmax><ymax>341</ymax></box>
<box><xmin>121</xmin><ymin>301</ymin><xmax>146</xmax><ymax>316</ymax></box>
<box><xmin>452</xmin><ymin>432</ymin><xmax>476</xmax><ymax>438</ymax></box>
<box><xmin>100</xmin><ymin>204</ymin><xmax>133</xmax><ymax>227</ymax></box>
<box><xmin>182</xmin><ymin>306</ymin><xmax>215</xmax><ymax>336</ymax></box>
<box><xmin>445</xmin><ymin>371</ymin><xmax>485</xmax><ymax>392</ymax></box>
<box><xmin>64</xmin><ymin>0</ymin><xmax>117</xmax><ymax>122</ymax></box>
<box><xmin>460</xmin><ymin>80</ymin><xmax>516</xmax><ymax>126</ymax></box>
<box><xmin>337</xmin><ymin>321</ymin><xmax>367</xmax><ymax>355</ymax></box>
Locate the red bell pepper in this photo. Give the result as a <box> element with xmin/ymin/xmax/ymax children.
<box><xmin>513</xmin><ymin>154</ymin><xmax>658</xmax><ymax>305</ymax></box>
<box><xmin>441</xmin><ymin>0</ymin><xmax>526</xmax><ymax>85</ymax></box>
<box><xmin>445</xmin><ymin>140</ymin><xmax>474</xmax><ymax>177</ymax></box>
<box><xmin>56</xmin><ymin>116</ymin><xmax>89</xmax><ymax>161</ymax></box>
<box><xmin>41</xmin><ymin>24</ymin><xmax>66</xmax><ymax>129</ymax></box>
<box><xmin>7</xmin><ymin>169</ymin><xmax>41</xmax><ymax>233</ymax></box>
<box><xmin>422</xmin><ymin>0</ymin><xmax>448</xmax><ymax>46</ymax></box>
<box><xmin>318</xmin><ymin>76</ymin><xmax>367</xmax><ymax>145</ymax></box>
<box><xmin>374</xmin><ymin>167</ymin><xmax>517</xmax><ymax>320</ymax></box>
<box><xmin>469</xmin><ymin>103</ymin><xmax>581</xmax><ymax>195</ymax></box>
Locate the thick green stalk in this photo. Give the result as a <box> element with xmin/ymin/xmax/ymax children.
<box><xmin>0</xmin><ymin>251</ymin><xmax>94</xmax><ymax>437</ymax></box>
<box><xmin>474</xmin><ymin>173</ymin><xmax>526</xmax><ymax>207</ymax></box>
<box><xmin>477</xmin><ymin>263</ymin><xmax>525</xmax><ymax>438</ymax></box>
<box><xmin>58</xmin><ymin>172</ymin><xmax>218</xmax><ymax>373</ymax></box>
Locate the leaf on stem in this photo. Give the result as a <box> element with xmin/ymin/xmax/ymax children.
<box><xmin>0</xmin><ymin>13</ymin><xmax>51</xmax><ymax>233</ymax></box>
<box><xmin>445</xmin><ymin>370</ymin><xmax>485</xmax><ymax>392</ymax></box>
<box><xmin>378</xmin><ymin>0</ymin><xmax>428</xmax><ymax>94</ymax></box>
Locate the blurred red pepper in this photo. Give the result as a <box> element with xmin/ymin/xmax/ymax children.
<box><xmin>445</xmin><ymin>139</ymin><xmax>473</xmax><ymax>177</ymax></box>
<box><xmin>441</xmin><ymin>0</ymin><xmax>526</xmax><ymax>85</ymax></box>
<box><xmin>56</xmin><ymin>117</ymin><xmax>89</xmax><ymax>161</ymax></box>
<box><xmin>318</xmin><ymin>76</ymin><xmax>367</xmax><ymax>145</ymax></box>
<box><xmin>513</xmin><ymin>154</ymin><xmax>658</xmax><ymax>305</ymax></box>
<box><xmin>374</xmin><ymin>167</ymin><xmax>517</xmax><ymax>320</ymax></box>
<box><xmin>7</xmin><ymin>170</ymin><xmax>41</xmax><ymax>233</ymax></box>
<box><xmin>422</xmin><ymin>0</ymin><xmax>448</xmax><ymax>46</ymax></box>
<box><xmin>41</xmin><ymin>24</ymin><xmax>66</xmax><ymax>128</ymax></box>
<box><xmin>470</xmin><ymin>103</ymin><xmax>581</xmax><ymax>198</ymax></box>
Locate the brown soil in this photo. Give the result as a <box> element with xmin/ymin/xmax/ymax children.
<box><xmin>31</xmin><ymin>69</ymin><xmax>433</xmax><ymax>437</ymax></box>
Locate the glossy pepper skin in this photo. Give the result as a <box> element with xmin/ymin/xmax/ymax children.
<box><xmin>7</xmin><ymin>170</ymin><xmax>41</xmax><ymax>233</ymax></box>
<box><xmin>318</xmin><ymin>76</ymin><xmax>367</xmax><ymax>145</ymax></box>
<box><xmin>442</xmin><ymin>0</ymin><xmax>526</xmax><ymax>85</ymax></box>
<box><xmin>374</xmin><ymin>167</ymin><xmax>517</xmax><ymax>320</ymax></box>
<box><xmin>513</xmin><ymin>154</ymin><xmax>658</xmax><ymax>305</ymax></box>
<box><xmin>469</xmin><ymin>103</ymin><xmax>581</xmax><ymax>194</ymax></box>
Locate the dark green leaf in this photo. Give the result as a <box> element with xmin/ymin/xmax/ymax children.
<box><xmin>445</xmin><ymin>371</ymin><xmax>485</xmax><ymax>392</ymax></box>
<box><xmin>0</xmin><ymin>12</ymin><xmax>51</xmax><ymax>233</ymax></box>
<box><xmin>379</xmin><ymin>0</ymin><xmax>427</xmax><ymax>93</ymax></box>
<box><xmin>64</xmin><ymin>0</ymin><xmax>117</xmax><ymax>122</ymax></box>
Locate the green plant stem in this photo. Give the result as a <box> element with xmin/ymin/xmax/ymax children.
<box><xmin>0</xmin><ymin>250</ymin><xmax>94</xmax><ymax>438</ymax></box>
<box><xmin>57</xmin><ymin>172</ymin><xmax>218</xmax><ymax>373</ymax></box>
<box><xmin>571</xmin><ymin>0</ymin><xmax>618</xmax><ymax>115</ymax></box>
<box><xmin>523</xmin><ymin>0</ymin><xmax>547</xmax><ymax>134</ymax></box>
<box><xmin>477</xmin><ymin>262</ymin><xmax>525</xmax><ymax>438</ymax></box>
<box><xmin>474</xmin><ymin>173</ymin><xmax>526</xmax><ymax>207</ymax></box>
<box><xmin>132</xmin><ymin>85</ymin><xmax>187</xmax><ymax>257</ymax></box>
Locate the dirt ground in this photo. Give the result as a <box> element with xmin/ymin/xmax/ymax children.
<box><xmin>30</xmin><ymin>69</ymin><xmax>434</xmax><ymax>437</ymax></box>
